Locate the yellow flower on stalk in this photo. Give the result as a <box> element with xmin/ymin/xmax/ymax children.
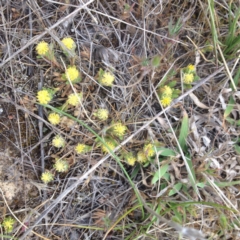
<box><xmin>112</xmin><ymin>122</ymin><xmax>127</xmax><ymax>138</ymax></box>
<box><xmin>67</xmin><ymin>93</ymin><xmax>82</xmax><ymax>106</ymax></box>
<box><xmin>183</xmin><ymin>73</ymin><xmax>194</xmax><ymax>84</ymax></box>
<box><xmin>94</xmin><ymin>109</ymin><xmax>109</xmax><ymax>121</ymax></box>
<box><xmin>65</xmin><ymin>66</ymin><xmax>80</xmax><ymax>82</ymax></box>
<box><xmin>2</xmin><ymin>217</ymin><xmax>15</xmax><ymax>233</ymax></box>
<box><xmin>36</xmin><ymin>41</ymin><xmax>49</xmax><ymax>55</ymax></box>
<box><xmin>54</xmin><ymin>159</ymin><xmax>69</xmax><ymax>173</ymax></box>
<box><xmin>159</xmin><ymin>85</ymin><xmax>173</xmax><ymax>97</ymax></box>
<box><xmin>143</xmin><ymin>143</ymin><xmax>155</xmax><ymax>158</ymax></box>
<box><xmin>101</xmin><ymin>141</ymin><xmax>116</xmax><ymax>153</ymax></box>
<box><xmin>137</xmin><ymin>151</ymin><xmax>148</xmax><ymax>163</ymax></box>
<box><xmin>75</xmin><ymin>143</ymin><xmax>88</xmax><ymax>154</ymax></box>
<box><xmin>37</xmin><ymin>89</ymin><xmax>52</xmax><ymax>105</ymax></box>
<box><xmin>187</xmin><ymin>64</ymin><xmax>195</xmax><ymax>72</ymax></box>
<box><xmin>52</xmin><ymin>135</ymin><xmax>65</xmax><ymax>148</ymax></box>
<box><xmin>99</xmin><ymin>71</ymin><xmax>115</xmax><ymax>87</ymax></box>
<box><xmin>41</xmin><ymin>171</ymin><xmax>54</xmax><ymax>184</ymax></box>
<box><xmin>160</xmin><ymin>96</ymin><xmax>172</xmax><ymax>107</ymax></box>
<box><xmin>48</xmin><ymin>112</ymin><xmax>61</xmax><ymax>125</ymax></box>
<box><xmin>125</xmin><ymin>153</ymin><xmax>136</xmax><ymax>166</ymax></box>
<box><xmin>61</xmin><ymin>37</ymin><xmax>76</xmax><ymax>50</ymax></box>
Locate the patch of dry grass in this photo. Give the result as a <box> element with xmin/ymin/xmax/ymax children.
<box><xmin>0</xmin><ymin>0</ymin><xmax>240</xmax><ymax>239</ymax></box>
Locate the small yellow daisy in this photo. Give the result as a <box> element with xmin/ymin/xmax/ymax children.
<box><xmin>36</xmin><ymin>41</ymin><xmax>49</xmax><ymax>55</ymax></box>
<box><xmin>101</xmin><ymin>141</ymin><xmax>116</xmax><ymax>153</ymax></box>
<box><xmin>99</xmin><ymin>71</ymin><xmax>115</xmax><ymax>87</ymax></box>
<box><xmin>61</xmin><ymin>37</ymin><xmax>75</xmax><ymax>50</ymax></box>
<box><xmin>183</xmin><ymin>73</ymin><xmax>194</xmax><ymax>84</ymax></box>
<box><xmin>65</xmin><ymin>66</ymin><xmax>80</xmax><ymax>82</ymax></box>
<box><xmin>94</xmin><ymin>109</ymin><xmax>109</xmax><ymax>121</ymax></box>
<box><xmin>160</xmin><ymin>96</ymin><xmax>172</xmax><ymax>107</ymax></box>
<box><xmin>48</xmin><ymin>112</ymin><xmax>61</xmax><ymax>125</ymax></box>
<box><xmin>125</xmin><ymin>154</ymin><xmax>136</xmax><ymax>166</ymax></box>
<box><xmin>112</xmin><ymin>123</ymin><xmax>127</xmax><ymax>138</ymax></box>
<box><xmin>2</xmin><ymin>217</ymin><xmax>15</xmax><ymax>233</ymax></box>
<box><xmin>143</xmin><ymin>143</ymin><xmax>155</xmax><ymax>158</ymax></box>
<box><xmin>37</xmin><ymin>89</ymin><xmax>52</xmax><ymax>105</ymax></box>
<box><xmin>137</xmin><ymin>151</ymin><xmax>148</xmax><ymax>163</ymax></box>
<box><xmin>41</xmin><ymin>171</ymin><xmax>54</xmax><ymax>184</ymax></box>
<box><xmin>67</xmin><ymin>93</ymin><xmax>82</xmax><ymax>106</ymax></box>
<box><xmin>52</xmin><ymin>135</ymin><xmax>65</xmax><ymax>148</ymax></box>
<box><xmin>75</xmin><ymin>143</ymin><xmax>88</xmax><ymax>154</ymax></box>
<box><xmin>160</xmin><ymin>85</ymin><xmax>173</xmax><ymax>97</ymax></box>
<box><xmin>54</xmin><ymin>159</ymin><xmax>69</xmax><ymax>173</ymax></box>
<box><xmin>187</xmin><ymin>64</ymin><xmax>195</xmax><ymax>72</ymax></box>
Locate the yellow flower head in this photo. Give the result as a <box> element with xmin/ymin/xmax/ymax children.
<box><xmin>112</xmin><ymin>123</ymin><xmax>127</xmax><ymax>138</ymax></box>
<box><xmin>2</xmin><ymin>217</ymin><xmax>15</xmax><ymax>233</ymax></box>
<box><xmin>94</xmin><ymin>109</ymin><xmax>109</xmax><ymax>121</ymax></box>
<box><xmin>41</xmin><ymin>171</ymin><xmax>54</xmax><ymax>184</ymax></box>
<box><xmin>187</xmin><ymin>64</ymin><xmax>195</xmax><ymax>72</ymax></box>
<box><xmin>54</xmin><ymin>159</ymin><xmax>69</xmax><ymax>172</ymax></box>
<box><xmin>61</xmin><ymin>37</ymin><xmax>76</xmax><ymax>50</ymax></box>
<box><xmin>67</xmin><ymin>93</ymin><xmax>82</xmax><ymax>106</ymax></box>
<box><xmin>125</xmin><ymin>153</ymin><xmax>136</xmax><ymax>166</ymax></box>
<box><xmin>99</xmin><ymin>71</ymin><xmax>115</xmax><ymax>87</ymax></box>
<box><xmin>137</xmin><ymin>151</ymin><xmax>148</xmax><ymax>163</ymax></box>
<box><xmin>52</xmin><ymin>135</ymin><xmax>65</xmax><ymax>148</ymax></box>
<box><xmin>160</xmin><ymin>96</ymin><xmax>172</xmax><ymax>107</ymax></box>
<box><xmin>159</xmin><ymin>85</ymin><xmax>173</xmax><ymax>97</ymax></box>
<box><xmin>101</xmin><ymin>141</ymin><xmax>116</xmax><ymax>153</ymax></box>
<box><xmin>37</xmin><ymin>89</ymin><xmax>52</xmax><ymax>105</ymax></box>
<box><xmin>143</xmin><ymin>143</ymin><xmax>155</xmax><ymax>158</ymax></box>
<box><xmin>75</xmin><ymin>143</ymin><xmax>88</xmax><ymax>154</ymax></box>
<box><xmin>36</xmin><ymin>41</ymin><xmax>49</xmax><ymax>55</ymax></box>
<box><xmin>65</xmin><ymin>66</ymin><xmax>80</xmax><ymax>82</ymax></box>
<box><xmin>183</xmin><ymin>73</ymin><xmax>194</xmax><ymax>84</ymax></box>
<box><xmin>48</xmin><ymin>112</ymin><xmax>61</xmax><ymax>125</ymax></box>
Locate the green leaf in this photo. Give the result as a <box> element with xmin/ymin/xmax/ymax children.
<box><xmin>156</xmin><ymin>147</ymin><xmax>176</xmax><ymax>157</ymax></box>
<box><xmin>168</xmin><ymin>80</ymin><xmax>177</xmax><ymax>88</ymax></box>
<box><xmin>178</xmin><ymin>111</ymin><xmax>189</xmax><ymax>152</ymax></box>
<box><xmin>151</xmin><ymin>55</ymin><xmax>161</xmax><ymax>68</ymax></box>
<box><xmin>169</xmin><ymin>183</ymin><xmax>183</xmax><ymax>196</ymax></box>
<box><xmin>196</xmin><ymin>182</ymin><xmax>205</xmax><ymax>188</ymax></box>
<box><xmin>234</xmin><ymin>144</ymin><xmax>240</xmax><ymax>155</ymax></box>
<box><xmin>224</xmin><ymin>96</ymin><xmax>235</xmax><ymax>119</ymax></box>
<box><xmin>151</xmin><ymin>164</ymin><xmax>169</xmax><ymax>184</ymax></box>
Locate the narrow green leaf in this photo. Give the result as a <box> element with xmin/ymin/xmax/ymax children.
<box><xmin>156</xmin><ymin>147</ymin><xmax>176</xmax><ymax>157</ymax></box>
<box><xmin>169</xmin><ymin>183</ymin><xmax>183</xmax><ymax>196</ymax></box>
<box><xmin>224</xmin><ymin>96</ymin><xmax>235</xmax><ymax>119</ymax></box>
<box><xmin>178</xmin><ymin>111</ymin><xmax>189</xmax><ymax>152</ymax></box>
<box><xmin>151</xmin><ymin>164</ymin><xmax>169</xmax><ymax>184</ymax></box>
<box><xmin>151</xmin><ymin>55</ymin><xmax>161</xmax><ymax>68</ymax></box>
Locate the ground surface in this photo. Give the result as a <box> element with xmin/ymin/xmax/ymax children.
<box><xmin>0</xmin><ymin>1</ymin><xmax>240</xmax><ymax>240</ymax></box>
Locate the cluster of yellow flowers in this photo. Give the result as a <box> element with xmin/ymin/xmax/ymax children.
<box><xmin>94</xmin><ymin>108</ymin><xmax>109</xmax><ymax>121</ymax></box>
<box><xmin>40</xmin><ymin>158</ymin><xmax>69</xmax><ymax>184</ymax></box>
<box><xmin>124</xmin><ymin>143</ymin><xmax>157</xmax><ymax>166</ymax></box>
<box><xmin>182</xmin><ymin>64</ymin><xmax>197</xmax><ymax>84</ymax></box>
<box><xmin>97</xmin><ymin>68</ymin><xmax>115</xmax><ymax>87</ymax></box>
<box><xmin>75</xmin><ymin>143</ymin><xmax>91</xmax><ymax>154</ymax></box>
<box><xmin>111</xmin><ymin>122</ymin><xmax>127</xmax><ymax>138</ymax></box>
<box><xmin>41</xmin><ymin>171</ymin><xmax>54</xmax><ymax>184</ymax></box>
<box><xmin>52</xmin><ymin>135</ymin><xmax>65</xmax><ymax>148</ymax></box>
<box><xmin>54</xmin><ymin>159</ymin><xmax>69</xmax><ymax>172</ymax></box>
<box><xmin>158</xmin><ymin>85</ymin><xmax>173</xmax><ymax>107</ymax></box>
<box><xmin>67</xmin><ymin>93</ymin><xmax>82</xmax><ymax>106</ymax></box>
<box><xmin>2</xmin><ymin>217</ymin><xmax>15</xmax><ymax>233</ymax></box>
<box><xmin>37</xmin><ymin>89</ymin><xmax>53</xmax><ymax>105</ymax></box>
<box><xmin>101</xmin><ymin>139</ymin><xmax>117</xmax><ymax>153</ymax></box>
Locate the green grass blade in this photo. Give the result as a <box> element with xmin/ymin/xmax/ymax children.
<box><xmin>178</xmin><ymin>111</ymin><xmax>189</xmax><ymax>152</ymax></box>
